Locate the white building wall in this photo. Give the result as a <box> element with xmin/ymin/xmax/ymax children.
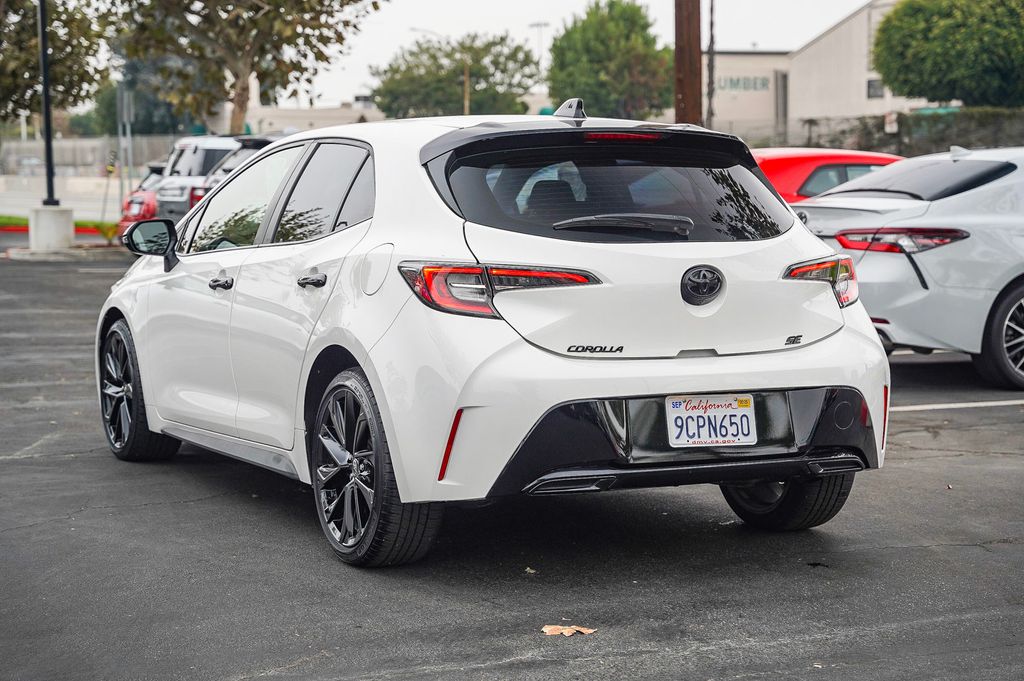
<box><xmin>787</xmin><ymin>0</ymin><xmax>930</xmax><ymax>122</ymax></box>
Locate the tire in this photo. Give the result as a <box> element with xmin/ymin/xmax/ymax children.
<box><xmin>973</xmin><ymin>282</ymin><xmax>1024</xmax><ymax>390</ymax></box>
<box><xmin>310</xmin><ymin>368</ymin><xmax>443</xmax><ymax>567</ymax></box>
<box><xmin>720</xmin><ymin>473</ymin><xmax>855</xmax><ymax>531</ymax></box>
<box><xmin>100</xmin><ymin>319</ymin><xmax>180</xmax><ymax>461</ymax></box>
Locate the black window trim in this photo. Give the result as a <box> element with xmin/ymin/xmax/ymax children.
<box><xmin>176</xmin><ymin>140</ymin><xmax>310</xmax><ymax>257</ymax></box>
<box><xmin>259</xmin><ymin>137</ymin><xmax>375</xmax><ymax>248</ymax></box>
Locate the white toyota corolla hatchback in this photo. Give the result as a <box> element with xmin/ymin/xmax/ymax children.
<box><xmin>98</xmin><ymin>101</ymin><xmax>889</xmax><ymax>566</ymax></box>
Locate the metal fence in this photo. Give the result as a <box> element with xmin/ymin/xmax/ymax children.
<box><xmin>0</xmin><ymin>135</ymin><xmax>176</xmax><ymax>176</ymax></box>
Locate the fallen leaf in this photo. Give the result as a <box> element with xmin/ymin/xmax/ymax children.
<box><xmin>525</xmin><ymin>567</ymin><xmax>537</xmax><ymax>574</ymax></box>
<box><xmin>542</xmin><ymin>625</ymin><xmax>597</xmax><ymax>637</ymax></box>
<box><xmin>946</xmin><ymin>484</ymin><xmax>953</xmax><ymax>490</ymax></box>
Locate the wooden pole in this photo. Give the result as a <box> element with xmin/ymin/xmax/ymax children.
<box><xmin>674</xmin><ymin>0</ymin><xmax>702</xmax><ymax>124</ymax></box>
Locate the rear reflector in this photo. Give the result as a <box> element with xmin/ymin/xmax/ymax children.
<box><xmin>882</xmin><ymin>385</ymin><xmax>889</xmax><ymax>450</ymax></box>
<box><xmin>399</xmin><ymin>262</ymin><xmax>599</xmax><ymax>317</ymax></box>
<box><xmin>836</xmin><ymin>228</ymin><xmax>969</xmax><ymax>254</ymax></box>
<box><xmin>438</xmin><ymin>408</ymin><xmax>464</xmax><ymax>481</ymax></box>
<box><xmin>784</xmin><ymin>256</ymin><xmax>859</xmax><ymax>308</ymax></box>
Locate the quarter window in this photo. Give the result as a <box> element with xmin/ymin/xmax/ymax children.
<box><xmin>274</xmin><ymin>143</ymin><xmax>368</xmax><ymax>243</ymax></box>
<box><xmin>335</xmin><ymin>156</ymin><xmax>375</xmax><ymax>229</ymax></box>
<box><xmin>190</xmin><ymin>146</ymin><xmax>302</xmax><ymax>253</ymax></box>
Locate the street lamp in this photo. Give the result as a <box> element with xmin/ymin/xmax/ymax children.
<box><xmin>410</xmin><ymin>27</ymin><xmax>470</xmax><ymax>115</ymax></box>
<box><xmin>36</xmin><ymin>0</ymin><xmax>58</xmax><ymax>206</ymax></box>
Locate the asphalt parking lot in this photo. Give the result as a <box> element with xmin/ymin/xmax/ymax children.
<box><xmin>1</xmin><ymin>259</ymin><xmax>1022</xmax><ymax>681</ymax></box>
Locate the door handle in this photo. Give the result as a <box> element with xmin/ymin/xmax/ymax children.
<box><xmin>208</xmin><ymin>276</ymin><xmax>234</xmax><ymax>290</ymax></box>
<box><xmin>297</xmin><ymin>273</ymin><xmax>328</xmax><ymax>288</ymax></box>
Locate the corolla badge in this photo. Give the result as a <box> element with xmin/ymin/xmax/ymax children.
<box><xmin>681</xmin><ymin>266</ymin><xmax>724</xmax><ymax>306</ymax></box>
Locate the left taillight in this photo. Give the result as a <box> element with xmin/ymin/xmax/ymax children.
<box><xmin>398</xmin><ymin>262</ymin><xmax>600</xmax><ymax>318</ymax></box>
<box><xmin>784</xmin><ymin>256</ymin><xmax>859</xmax><ymax>308</ymax></box>
<box><xmin>189</xmin><ymin>186</ymin><xmax>208</xmax><ymax>208</ymax></box>
<box><xmin>835</xmin><ymin>228</ymin><xmax>969</xmax><ymax>254</ymax></box>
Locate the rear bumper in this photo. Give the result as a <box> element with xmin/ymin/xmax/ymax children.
<box><xmin>488</xmin><ymin>387</ymin><xmax>876</xmax><ymax>497</ymax></box>
<box><xmin>369</xmin><ymin>298</ymin><xmax>889</xmax><ymax>503</ymax></box>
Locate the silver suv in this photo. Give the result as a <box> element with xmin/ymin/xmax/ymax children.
<box><xmin>154</xmin><ymin>136</ymin><xmax>239</xmax><ymax>223</ymax></box>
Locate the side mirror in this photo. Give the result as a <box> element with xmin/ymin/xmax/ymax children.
<box><xmin>123</xmin><ymin>219</ymin><xmax>179</xmax><ymax>272</ymax></box>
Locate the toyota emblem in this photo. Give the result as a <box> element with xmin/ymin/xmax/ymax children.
<box><xmin>681</xmin><ymin>266</ymin><xmax>724</xmax><ymax>306</ymax></box>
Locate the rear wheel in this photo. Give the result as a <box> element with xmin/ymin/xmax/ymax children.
<box><xmin>973</xmin><ymin>283</ymin><xmax>1024</xmax><ymax>389</ymax></box>
<box><xmin>721</xmin><ymin>473</ymin><xmax>855</xmax><ymax>531</ymax></box>
<box><xmin>311</xmin><ymin>369</ymin><xmax>443</xmax><ymax>566</ymax></box>
<box><xmin>100</xmin><ymin>319</ymin><xmax>180</xmax><ymax>461</ymax></box>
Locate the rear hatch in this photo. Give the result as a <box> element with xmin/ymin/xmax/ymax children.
<box><xmin>432</xmin><ymin>127</ymin><xmax>846</xmax><ymax>359</ymax></box>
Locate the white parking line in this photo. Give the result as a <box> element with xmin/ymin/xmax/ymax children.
<box><xmin>891</xmin><ymin>399</ymin><xmax>1024</xmax><ymax>413</ymax></box>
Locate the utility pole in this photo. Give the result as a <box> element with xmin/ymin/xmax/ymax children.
<box><xmin>36</xmin><ymin>0</ymin><xmax>58</xmax><ymax>205</ymax></box>
<box><xmin>674</xmin><ymin>0</ymin><xmax>702</xmax><ymax>125</ymax></box>
<box><xmin>706</xmin><ymin>0</ymin><xmax>716</xmax><ymax>129</ymax></box>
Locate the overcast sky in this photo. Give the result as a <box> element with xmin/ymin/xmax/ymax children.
<box><xmin>304</xmin><ymin>0</ymin><xmax>868</xmax><ymax>107</ymax></box>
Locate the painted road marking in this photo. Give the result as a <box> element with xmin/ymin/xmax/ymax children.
<box><xmin>891</xmin><ymin>399</ymin><xmax>1024</xmax><ymax>413</ymax></box>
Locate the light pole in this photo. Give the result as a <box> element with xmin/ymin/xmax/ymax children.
<box><xmin>36</xmin><ymin>0</ymin><xmax>58</xmax><ymax>206</ymax></box>
<box><xmin>411</xmin><ymin>27</ymin><xmax>470</xmax><ymax>115</ymax></box>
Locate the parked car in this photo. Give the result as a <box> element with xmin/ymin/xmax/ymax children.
<box><xmin>187</xmin><ymin>133</ymin><xmax>286</xmax><ymax>209</ymax></box>
<box><xmin>154</xmin><ymin>136</ymin><xmax>239</xmax><ymax>224</ymax></box>
<box><xmin>101</xmin><ymin>102</ymin><xmax>889</xmax><ymax>566</ymax></box>
<box><xmin>797</xmin><ymin>146</ymin><xmax>1024</xmax><ymax>388</ymax></box>
<box><xmin>117</xmin><ymin>160</ymin><xmax>168</xmax><ymax>236</ymax></box>
<box><xmin>753</xmin><ymin>148</ymin><xmax>903</xmax><ymax>203</ymax></box>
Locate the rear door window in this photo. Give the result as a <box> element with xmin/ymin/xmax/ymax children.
<box><xmin>823</xmin><ymin>157</ymin><xmax>1016</xmax><ymax>200</ymax></box>
<box><xmin>272</xmin><ymin>143</ymin><xmax>368</xmax><ymax>243</ymax></box>
<box><xmin>446</xmin><ymin>143</ymin><xmax>793</xmax><ymax>243</ymax></box>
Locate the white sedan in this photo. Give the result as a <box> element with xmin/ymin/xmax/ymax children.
<box><xmin>797</xmin><ymin>147</ymin><xmax>1024</xmax><ymax>389</ymax></box>
<box><xmin>99</xmin><ymin>102</ymin><xmax>889</xmax><ymax>566</ymax></box>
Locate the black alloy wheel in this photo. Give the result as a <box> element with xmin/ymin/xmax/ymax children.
<box><xmin>314</xmin><ymin>384</ymin><xmax>377</xmax><ymax>549</ymax></box>
<box><xmin>311</xmin><ymin>369</ymin><xmax>443</xmax><ymax>566</ymax></box>
<box><xmin>101</xmin><ymin>330</ymin><xmax>134</xmax><ymax>449</ymax></box>
<box><xmin>99</xmin><ymin>320</ymin><xmax>179</xmax><ymax>461</ymax></box>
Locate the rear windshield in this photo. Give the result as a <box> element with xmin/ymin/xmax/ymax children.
<box><xmin>168</xmin><ymin>145</ymin><xmax>234</xmax><ymax>177</ymax></box>
<box><xmin>445</xmin><ymin>144</ymin><xmax>794</xmax><ymax>243</ymax></box>
<box><xmin>822</xmin><ymin>157</ymin><xmax>1016</xmax><ymax>201</ymax></box>
<box><xmin>212</xmin><ymin>147</ymin><xmax>260</xmax><ymax>178</ymax></box>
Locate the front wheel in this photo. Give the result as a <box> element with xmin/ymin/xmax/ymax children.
<box><xmin>720</xmin><ymin>473</ymin><xmax>855</xmax><ymax>531</ymax></box>
<box><xmin>100</xmin><ymin>319</ymin><xmax>180</xmax><ymax>461</ymax></box>
<box><xmin>973</xmin><ymin>283</ymin><xmax>1024</xmax><ymax>389</ymax></box>
<box><xmin>310</xmin><ymin>369</ymin><xmax>443</xmax><ymax>566</ymax></box>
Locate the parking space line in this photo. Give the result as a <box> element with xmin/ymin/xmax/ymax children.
<box><xmin>891</xmin><ymin>399</ymin><xmax>1024</xmax><ymax>413</ymax></box>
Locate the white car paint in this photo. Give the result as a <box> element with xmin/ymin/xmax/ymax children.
<box><xmin>98</xmin><ymin>115</ymin><xmax>890</xmax><ymax>504</ymax></box>
<box><xmin>798</xmin><ymin>147</ymin><xmax>1024</xmax><ymax>355</ymax></box>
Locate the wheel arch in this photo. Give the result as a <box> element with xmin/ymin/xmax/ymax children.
<box><xmin>302</xmin><ymin>344</ymin><xmax>362</xmax><ymax>441</ymax></box>
<box><xmin>981</xmin><ymin>271</ymin><xmax>1024</xmax><ymax>350</ymax></box>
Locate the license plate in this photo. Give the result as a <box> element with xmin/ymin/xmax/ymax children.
<box><xmin>665</xmin><ymin>394</ymin><xmax>757</xmax><ymax>448</ymax></box>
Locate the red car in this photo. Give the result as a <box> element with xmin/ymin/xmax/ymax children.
<box><xmin>116</xmin><ymin>161</ymin><xmax>167</xmax><ymax>236</ymax></box>
<box><xmin>752</xmin><ymin>148</ymin><xmax>903</xmax><ymax>203</ymax></box>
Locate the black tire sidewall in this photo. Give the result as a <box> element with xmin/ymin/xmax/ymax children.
<box><xmin>311</xmin><ymin>369</ymin><xmax>388</xmax><ymax>564</ymax></box>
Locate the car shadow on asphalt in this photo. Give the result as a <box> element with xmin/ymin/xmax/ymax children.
<box><xmin>167</xmin><ymin>444</ymin><xmax>850</xmax><ymax>579</ymax></box>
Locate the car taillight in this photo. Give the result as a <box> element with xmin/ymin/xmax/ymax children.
<box><xmin>189</xmin><ymin>186</ymin><xmax>208</xmax><ymax>208</ymax></box>
<box><xmin>784</xmin><ymin>256</ymin><xmax>858</xmax><ymax>308</ymax></box>
<box><xmin>835</xmin><ymin>228</ymin><xmax>969</xmax><ymax>254</ymax></box>
<box><xmin>399</xmin><ymin>262</ymin><xmax>600</xmax><ymax>318</ymax></box>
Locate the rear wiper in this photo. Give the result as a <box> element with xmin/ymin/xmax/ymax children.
<box><xmin>553</xmin><ymin>213</ymin><xmax>694</xmax><ymax>235</ymax></box>
<box><xmin>826</xmin><ymin>188</ymin><xmax>925</xmax><ymax>200</ymax></box>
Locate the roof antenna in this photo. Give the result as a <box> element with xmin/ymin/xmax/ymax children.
<box><xmin>554</xmin><ymin>98</ymin><xmax>587</xmax><ymax>120</ymax></box>
<box><xmin>949</xmin><ymin>145</ymin><xmax>971</xmax><ymax>160</ymax></box>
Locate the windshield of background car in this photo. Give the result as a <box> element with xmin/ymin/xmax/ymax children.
<box><xmin>445</xmin><ymin>143</ymin><xmax>793</xmax><ymax>243</ymax></box>
<box><xmin>213</xmin><ymin>147</ymin><xmax>260</xmax><ymax>178</ymax></box>
<box><xmin>822</xmin><ymin>157</ymin><xmax>1017</xmax><ymax>201</ymax></box>
<box><xmin>167</xmin><ymin>145</ymin><xmax>234</xmax><ymax>177</ymax></box>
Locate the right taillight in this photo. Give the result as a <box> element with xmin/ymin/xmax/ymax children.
<box><xmin>836</xmin><ymin>228</ymin><xmax>969</xmax><ymax>254</ymax></box>
<box><xmin>784</xmin><ymin>256</ymin><xmax>859</xmax><ymax>308</ymax></box>
<box><xmin>189</xmin><ymin>186</ymin><xmax>208</xmax><ymax>208</ymax></box>
<box><xmin>399</xmin><ymin>262</ymin><xmax>600</xmax><ymax>318</ymax></box>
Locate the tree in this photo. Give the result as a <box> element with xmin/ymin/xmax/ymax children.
<box><xmin>873</xmin><ymin>0</ymin><xmax>1024</xmax><ymax>107</ymax></box>
<box><xmin>0</xmin><ymin>0</ymin><xmax>106</xmax><ymax>122</ymax></box>
<box><xmin>548</xmin><ymin>0</ymin><xmax>672</xmax><ymax>120</ymax></box>
<box><xmin>372</xmin><ymin>34</ymin><xmax>539</xmax><ymax>118</ymax></box>
<box><xmin>107</xmin><ymin>0</ymin><xmax>385</xmax><ymax>134</ymax></box>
